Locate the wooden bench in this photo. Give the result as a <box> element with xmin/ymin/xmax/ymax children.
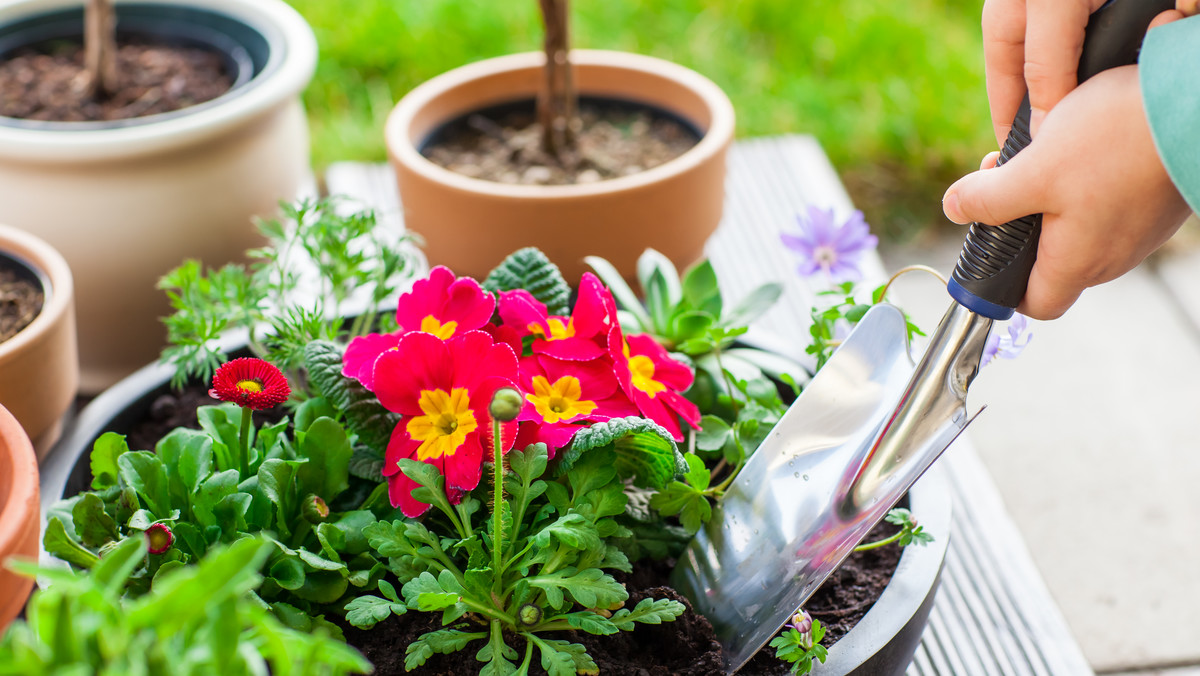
<box><xmin>324</xmin><ymin>134</ymin><xmax>1095</xmax><ymax>676</ymax></box>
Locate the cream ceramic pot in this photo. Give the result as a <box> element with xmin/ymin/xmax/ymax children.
<box><xmin>386</xmin><ymin>50</ymin><xmax>735</xmax><ymax>284</ymax></box>
<box><xmin>0</xmin><ymin>225</ymin><xmax>78</xmax><ymax>459</ymax></box>
<box><xmin>0</xmin><ymin>0</ymin><xmax>317</xmax><ymax>392</ymax></box>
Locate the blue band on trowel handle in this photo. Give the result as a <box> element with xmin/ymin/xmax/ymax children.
<box><xmin>947</xmin><ymin>278</ymin><xmax>1015</xmax><ymax>321</ymax></box>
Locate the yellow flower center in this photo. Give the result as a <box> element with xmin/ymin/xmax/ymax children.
<box><xmin>420</xmin><ymin>315</ymin><xmax>458</xmax><ymax>340</ymax></box>
<box><xmin>529</xmin><ymin>317</ymin><xmax>575</xmax><ymax>341</ymax></box>
<box><xmin>629</xmin><ymin>355</ymin><xmax>665</xmax><ymax>397</ymax></box>
<box><xmin>526</xmin><ymin>375</ymin><xmax>597</xmax><ymax>424</ymax></box>
<box><xmin>406</xmin><ymin>387</ymin><xmax>477</xmax><ymax>461</ymax></box>
<box><xmin>236</xmin><ymin>379</ymin><xmax>264</xmax><ymax>393</ymax></box>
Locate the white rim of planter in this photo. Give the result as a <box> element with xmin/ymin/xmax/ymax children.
<box><xmin>387</xmin><ymin>49</ymin><xmax>736</xmax><ymax>199</ymax></box>
<box><xmin>0</xmin><ymin>0</ymin><xmax>316</xmax><ymax>161</ymax></box>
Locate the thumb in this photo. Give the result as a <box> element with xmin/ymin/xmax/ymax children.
<box><xmin>942</xmin><ymin>153</ymin><xmax>1049</xmax><ymax>226</ymax></box>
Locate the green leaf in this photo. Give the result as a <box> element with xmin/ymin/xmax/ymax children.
<box><xmin>196</xmin><ymin>404</ymin><xmax>243</xmax><ymax>473</ymax></box>
<box><xmin>484</xmin><ymin>247</ymin><xmax>572</xmax><ymax>316</ymax></box>
<box><xmin>527</xmin><ymin>567</ymin><xmax>627</xmax><ymax>610</ymax></box>
<box><xmin>401</xmin><ymin>571</ymin><xmax>461</xmax><ymax>611</ymax></box>
<box><xmin>89</xmin><ymin>536</ymin><xmax>145</xmax><ymax>593</ymax></box>
<box><xmin>269</xmin><ymin>555</ymin><xmax>306</xmax><ymax>590</ymax></box>
<box><xmin>155</xmin><ymin>428</ymin><xmax>214</xmax><ymax>507</ymax></box>
<box><xmin>348</xmin><ymin>444</ymin><xmax>386</xmax><ymax>481</ymax></box>
<box><xmin>257</xmin><ymin>458</ymin><xmax>297</xmax><ymax>534</ymax></box>
<box><xmin>648</xmin><ymin>482</ymin><xmax>712</xmax><ymax>534</ymax></box>
<box><xmin>192</xmin><ymin>470</ymin><xmax>241</xmax><ymax>528</ymax></box>
<box><xmin>294</xmin><ymin>396</ymin><xmax>337</xmax><ymax>434</ymax></box>
<box><xmin>507</xmin><ymin>443</ymin><xmax>549</xmax><ymax>485</ymax></box>
<box><xmin>89</xmin><ymin>432</ymin><xmax>128</xmax><ymax>490</ymax></box>
<box><xmin>296</xmin><ymin>417</ymin><xmax>353</xmax><ymax>501</ymax></box>
<box><xmin>403</xmin><ymin>629</ymin><xmax>486</xmax><ymax>671</ymax></box>
<box><xmin>530</xmin><ymin>636</ymin><xmax>598</xmax><ymax>676</ymax></box>
<box><xmin>563</xmin><ymin>417</ymin><xmax>683</xmax><ymax>489</ymax></box>
<box><xmin>681</xmin><ymin>259</ymin><xmax>722</xmax><ymax>316</ymax></box>
<box><xmin>534</xmin><ymin>513</ymin><xmax>601</xmax><ymax>553</ymax></box>
<box><xmin>696</xmin><ymin>415</ymin><xmax>733</xmax><ymax>452</ymax></box>
<box><xmin>670</xmin><ymin>310</ymin><xmax>716</xmax><ymax>344</ymax></box>
<box><xmin>344</xmin><ymin>594</ymin><xmax>406</xmax><ymax>629</ymax></box>
<box><xmin>637</xmin><ymin>249</ymin><xmax>682</xmax><ymax>325</ymax></box>
<box><xmin>117</xmin><ymin>452</ymin><xmax>171</xmax><ymax>517</ymax></box>
<box><xmin>609</xmin><ymin>597</ymin><xmax>686</xmax><ymax>630</ymax></box>
<box><xmin>681</xmin><ymin>454</ymin><xmax>711</xmax><ymax>491</ymax></box>
<box><xmin>476</xmin><ymin>625</ymin><xmax>518</xmax><ymax>676</ymax></box>
<box><xmin>723</xmin><ymin>282</ymin><xmax>783</xmax><ymax>328</ymax></box>
<box><xmin>564</xmin><ymin>611</ymin><xmax>619</xmax><ymax>635</ymax></box>
<box><xmin>71</xmin><ymin>493</ymin><xmax>117</xmax><ymax>548</ymax></box>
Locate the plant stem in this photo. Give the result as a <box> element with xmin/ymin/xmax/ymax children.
<box><xmin>518</xmin><ymin>639</ymin><xmax>535</xmax><ymax>674</ymax></box>
<box><xmin>537</xmin><ymin>0</ymin><xmax>576</xmax><ymax>162</ymax></box>
<box><xmin>853</xmin><ymin>531</ymin><xmax>904</xmax><ymax>552</ymax></box>
<box><xmin>83</xmin><ymin>0</ymin><xmax>117</xmax><ymax>98</ymax></box>
<box><xmin>238</xmin><ymin>406</ymin><xmax>253</xmax><ymax>478</ymax></box>
<box><xmin>492</xmin><ymin>418</ymin><xmax>505</xmax><ymax>594</ymax></box>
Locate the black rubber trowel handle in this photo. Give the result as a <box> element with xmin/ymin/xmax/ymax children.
<box><xmin>947</xmin><ymin>0</ymin><xmax>1175</xmax><ymax>320</ymax></box>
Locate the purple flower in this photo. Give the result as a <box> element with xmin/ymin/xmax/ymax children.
<box><xmin>781</xmin><ymin>206</ymin><xmax>878</xmax><ymax>282</ymax></box>
<box><xmin>982</xmin><ymin>313</ymin><xmax>1032</xmax><ymax>366</ymax></box>
<box><xmin>786</xmin><ymin>609</ymin><xmax>815</xmax><ymax>648</ymax></box>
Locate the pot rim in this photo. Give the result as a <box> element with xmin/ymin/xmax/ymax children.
<box><xmin>385</xmin><ymin>49</ymin><xmax>736</xmax><ymax>199</ymax></box>
<box><xmin>0</xmin><ymin>0</ymin><xmax>316</xmax><ymax>162</ymax></box>
<box><xmin>0</xmin><ymin>402</ymin><xmax>39</xmax><ymax>570</ymax></box>
<box><xmin>0</xmin><ymin>224</ymin><xmax>74</xmax><ymax>367</ymax></box>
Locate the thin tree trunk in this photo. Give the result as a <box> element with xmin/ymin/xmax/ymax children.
<box><xmin>537</xmin><ymin>0</ymin><xmax>577</xmax><ymax>164</ymax></box>
<box><xmin>83</xmin><ymin>0</ymin><xmax>118</xmax><ymax>99</ymax></box>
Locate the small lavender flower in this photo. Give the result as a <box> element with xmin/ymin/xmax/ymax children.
<box><xmin>982</xmin><ymin>313</ymin><xmax>1032</xmax><ymax>366</ymax></box>
<box><xmin>781</xmin><ymin>206</ymin><xmax>878</xmax><ymax>283</ymax></box>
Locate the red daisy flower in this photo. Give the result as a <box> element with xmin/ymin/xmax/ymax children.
<box><xmin>145</xmin><ymin>523</ymin><xmax>174</xmax><ymax>554</ymax></box>
<box><xmin>210</xmin><ymin>358</ymin><xmax>291</xmax><ymax>410</ymax></box>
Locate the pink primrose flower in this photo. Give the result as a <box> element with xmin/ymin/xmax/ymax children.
<box><xmin>497</xmin><ymin>272</ymin><xmax>611</xmax><ymax>361</ymax></box>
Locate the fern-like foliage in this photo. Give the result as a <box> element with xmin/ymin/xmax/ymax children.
<box><xmin>561</xmin><ymin>417</ymin><xmax>687</xmax><ymax>489</ymax></box>
<box><xmin>304</xmin><ymin>340</ymin><xmax>399</xmax><ymax>456</ymax></box>
<box><xmin>483</xmin><ymin>248</ymin><xmax>572</xmax><ymax>316</ymax></box>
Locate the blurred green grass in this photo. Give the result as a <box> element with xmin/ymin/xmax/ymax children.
<box><xmin>287</xmin><ymin>0</ymin><xmax>993</xmax><ymax>241</ymax></box>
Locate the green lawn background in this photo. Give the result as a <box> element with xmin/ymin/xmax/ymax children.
<box><xmin>287</xmin><ymin>0</ymin><xmax>993</xmax><ymax>240</ymax></box>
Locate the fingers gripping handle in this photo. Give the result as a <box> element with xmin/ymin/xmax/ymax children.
<box><xmin>947</xmin><ymin>0</ymin><xmax>1175</xmax><ymax>320</ymax></box>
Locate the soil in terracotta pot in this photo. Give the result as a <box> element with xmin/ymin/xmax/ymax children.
<box><xmin>422</xmin><ymin>100</ymin><xmax>700</xmax><ymax>185</ymax></box>
<box><xmin>0</xmin><ymin>267</ymin><xmax>43</xmax><ymax>342</ymax></box>
<box><xmin>0</xmin><ymin>40</ymin><xmax>232</xmax><ymax>122</ymax></box>
<box><xmin>337</xmin><ymin>523</ymin><xmax>902</xmax><ymax>676</ymax></box>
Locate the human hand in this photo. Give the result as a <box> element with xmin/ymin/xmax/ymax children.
<box><xmin>981</xmin><ymin>0</ymin><xmax>1193</xmax><ymax>144</ymax></box>
<box><xmin>942</xmin><ymin>66</ymin><xmax>1192</xmax><ymax>320</ymax></box>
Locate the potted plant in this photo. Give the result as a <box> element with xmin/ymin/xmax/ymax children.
<box><xmin>0</xmin><ymin>0</ymin><xmax>318</xmax><ymax>392</ymax></box>
<box><xmin>37</xmin><ymin>200</ymin><xmax>949</xmax><ymax>674</ymax></box>
<box><xmin>0</xmin><ymin>401</ymin><xmax>38</xmax><ymax>633</ymax></box>
<box><xmin>385</xmin><ymin>2</ymin><xmax>735</xmax><ymax>283</ymax></box>
<box><xmin>0</xmin><ymin>224</ymin><xmax>77</xmax><ymax>458</ymax></box>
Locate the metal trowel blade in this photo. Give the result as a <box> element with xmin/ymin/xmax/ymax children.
<box><xmin>670</xmin><ymin>303</ymin><xmax>981</xmax><ymax>674</ymax></box>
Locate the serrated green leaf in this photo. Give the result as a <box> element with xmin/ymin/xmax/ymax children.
<box><xmin>609</xmin><ymin>597</ymin><xmax>686</xmax><ymax>630</ymax></box>
<box><xmin>527</xmin><ymin>567</ymin><xmax>627</xmax><ymax>610</ymax></box>
<box><xmin>89</xmin><ymin>432</ymin><xmax>128</xmax><ymax>490</ymax></box>
<box><xmin>484</xmin><ymin>247</ymin><xmax>572</xmax><ymax>316</ymax></box>
<box><xmin>304</xmin><ymin>340</ymin><xmax>400</xmax><ymax>453</ymax></box>
<box><xmin>681</xmin><ymin>454</ymin><xmax>711</xmax><ymax>491</ymax></box>
<box><xmin>533</xmin><ymin>513</ymin><xmax>601</xmax><ymax>553</ymax></box>
<box><xmin>530</xmin><ymin>637</ymin><xmax>598</xmax><ymax>676</ymax></box>
<box><xmin>565</xmin><ymin>611</ymin><xmax>619</xmax><ymax>635</ymax></box>
<box><xmin>563</xmin><ymin>417</ymin><xmax>683</xmax><ymax>489</ymax></box>
<box><xmin>348</xmin><ymin>444</ymin><xmax>386</xmax><ymax>481</ymax></box>
<box><xmin>344</xmin><ymin>594</ymin><xmax>406</xmax><ymax>629</ymax></box>
<box><xmin>648</xmin><ymin>482</ymin><xmax>712</xmax><ymax>534</ymax></box>
<box><xmin>696</xmin><ymin>415</ymin><xmax>732</xmax><ymax>452</ymax></box>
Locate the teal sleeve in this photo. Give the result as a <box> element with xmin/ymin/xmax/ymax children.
<box><xmin>1140</xmin><ymin>16</ymin><xmax>1200</xmax><ymax>213</ymax></box>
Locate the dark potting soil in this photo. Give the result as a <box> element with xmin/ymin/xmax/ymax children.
<box><xmin>0</xmin><ymin>41</ymin><xmax>232</xmax><ymax>122</ymax></box>
<box><xmin>337</xmin><ymin>527</ymin><xmax>901</xmax><ymax>676</ymax></box>
<box><xmin>0</xmin><ymin>267</ymin><xmax>43</xmax><ymax>342</ymax></box>
<box><xmin>422</xmin><ymin>104</ymin><xmax>699</xmax><ymax>186</ymax></box>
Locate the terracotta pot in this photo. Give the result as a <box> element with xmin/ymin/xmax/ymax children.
<box><xmin>0</xmin><ymin>0</ymin><xmax>317</xmax><ymax>393</ymax></box>
<box><xmin>386</xmin><ymin>50</ymin><xmax>735</xmax><ymax>283</ymax></box>
<box><xmin>0</xmin><ymin>224</ymin><xmax>78</xmax><ymax>459</ymax></box>
<box><xmin>0</xmin><ymin>402</ymin><xmax>39</xmax><ymax>633</ymax></box>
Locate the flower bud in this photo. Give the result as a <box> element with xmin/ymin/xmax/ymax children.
<box><xmin>787</xmin><ymin>609</ymin><xmax>814</xmax><ymax>648</ymax></box>
<box><xmin>303</xmin><ymin>494</ymin><xmax>330</xmax><ymax>524</ymax></box>
<box><xmin>489</xmin><ymin>388</ymin><xmax>523</xmax><ymax>422</ymax></box>
<box><xmin>145</xmin><ymin>523</ymin><xmax>175</xmax><ymax>555</ymax></box>
<box><xmin>518</xmin><ymin>603</ymin><xmax>543</xmax><ymax>626</ymax></box>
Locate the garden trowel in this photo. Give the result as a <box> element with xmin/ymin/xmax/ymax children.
<box><xmin>670</xmin><ymin>0</ymin><xmax>1174</xmax><ymax>671</ymax></box>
